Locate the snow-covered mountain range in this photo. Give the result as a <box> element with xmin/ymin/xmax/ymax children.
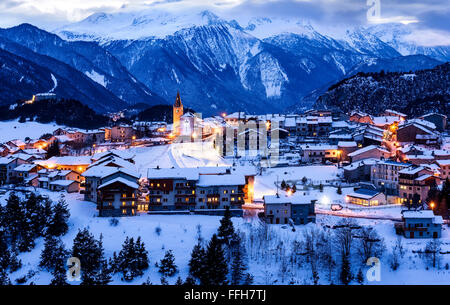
<box><xmin>0</xmin><ymin>9</ymin><xmax>448</xmax><ymax>114</ymax></box>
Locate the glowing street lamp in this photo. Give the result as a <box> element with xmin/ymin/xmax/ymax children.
<box><xmin>430</xmin><ymin>202</ymin><xmax>435</xmax><ymax>210</ymax></box>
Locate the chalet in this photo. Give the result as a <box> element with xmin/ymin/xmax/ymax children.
<box><xmin>370</xmin><ymin>161</ymin><xmax>411</xmax><ymax>195</ymax></box>
<box><xmin>337</xmin><ymin>141</ymin><xmax>358</xmax><ymax>161</ymax></box>
<box><xmin>346</xmin><ymin>189</ymin><xmax>386</xmax><ymax>206</ymax></box>
<box><xmin>398</xmin><ymin>166</ymin><xmax>439</xmax><ymax>204</ymax></box>
<box><xmin>372</xmin><ymin>116</ymin><xmax>401</xmax><ymax>129</ymax></box>
<box><xmin>110</xmin><ymin>125</ymin><xmax>135</xmax><ymax>143</ymax></box>
<box><xmin>435</xmin><ymin>160</ymin><xmax>450</xmax><ymax>180</ymax></box>
<box><xmin>343</xmin><ymin>158</ymin><xmax>378</xmax><ymax>183</ymax></box>
<box><xmin>83</xmin><ymin>166</ymin><xmax>140</xmax><ymax>204</ymax></box>
<box><xmin>0</xmin><ymin>144</ymin><xmax>11</xmax><ymax>157</ymax></box>
<box><xmin>97</xmin><ymin>177</ymin><xmax>140</xmax><ymax>217</ymax></box>
<box><xmin>295</xmin><ymin>116</ymin><xmax>333</xmax><ymax>138</ymax></box>
<box><xmin>36</xmin><ymin>156</ymin><xmax>91</xmax><ymax>173</ymax></box>
<box><xmin>13</xmin><ymin>148</ymin><xmax>46</xmax><ymax>159</ymax></box>
<box><xmin>263</xmin><ymin>194</ymin><xmax>316</xmax><ymax>225</ymax></box>
<box><xmin>12</xmin><ymin>163</ymin><xmax>43</xmax><ymax>187</ymax></box>
<box><xmin>146</xmin><ymin>167</ymin><xmax>255</xmax><ymax>212</ymax></box>
<box><xmin>349</xmin><ymin>111</ymin><xmax>373</xmax><ymax>125</ymax></box>
<box><xmin>397</xmin><ymin>122</ymin><xmax>440</xmax><ymax>146</ymax></box>
<box><xmin>49</xmin><ymin>179</ymin><xmax>80</xmax><ymax>193</ymax></box>
<box><xmin>347</xmin><ymin>145</ymin><xmax>391</xmax><ymax>162</ymax></box>
<box><xmin>300</xmin><ymin>144</ymin><xmax>341</xmax><ymax>163</ymax></box>
<box><xmin>396</xmin><ymin>210</ymin><xmax>443</xmax><ymax>239</ymax></box>
<box><xmin>0</xmin><ymin>156</ymin><xmax>29</xmax><ymax>184</ymax></box>
<box><xmin>6</xmin><ymin>139</ymin><xmax>26</xmax><ymax>150</ymax></box>
<box><xmin>419</xmin><ymin>113</ymin><xmax>447</xmax><ymax>132</ymax></box>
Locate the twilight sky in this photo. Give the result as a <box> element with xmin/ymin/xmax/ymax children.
<box><xmin>0</xmin><ymin>0</ymin><xmax>449</xmax><ymax>45</ymax></box>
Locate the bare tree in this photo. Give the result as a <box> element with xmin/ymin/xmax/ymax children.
<box><xmin>303</xmin><ymin>228</ymin><xmax>320</xmax><ymax>285</ymax></box>
<box><xmin>334</xmin><ymin>218</ymin><xmax>357</xmax><ymax>257</ymax></box>
<box><xmin>423</xmin><ymin>239</ymin><xmax>442</xmax><ymax>269</ymax></box>
<box><xmin>318</xmin><ymin>229</ymin><xmax>336</xmax><ymax>284</ymax></box>
<box><xmin>356</xmin><ymin>226</ymin><xmax>386</xmax><ymax>263</ymax></box>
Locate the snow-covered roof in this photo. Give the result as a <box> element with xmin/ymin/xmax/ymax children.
<box><xmin>88</xmin><ymin>156</ymin><xmax>136</xmax><ymax>170</ymax></box>
<box><xmin>48</xmin><ymin>170</ymin><xmax>74</xmax><ymax>178</ymax></box>
<box><xmin>83</xmin><ymin>166</ymin><xmax>140</xmax><ymax>179</ymax></box>
<box><xmin>92</xmin><ymin>149</ymin><xmax>135</xmax><ymax>161</ymax></box>
<box><xmin>343</xmin><ymin>158</ymin><xmax>379</xmax><ymax>170</ymax></box>
<box><xmin>372</xmin><ymin>116</ymin><xmax>400</xmax><ymax>126</ymax></box>
<box><xmin>338</xmin><ymin>141</ymin><xmax>357</xmax><ymax>148</ymax></box>
<box><xmin>348</xmin><ymin>145</ymin><xmax>389</xmax><ymax>157</ymax></box>
<box><xmin>436</xmin><ymin>160</ymin><xmax>450</xmax><ymax>167</ymax></box>
<box><xmin>14</xmin><ymin>164</ymin><xmax>37</xmax><ymax>172</ymax></box>
<box><xmin>0</xmin><ymin>156</ymin><xmax>17</xmax><ymax>164</ymax></box>
<box><xmin>414</xmin><ymin>174</ymin><xmax>433</xmax><ymax>182</ymax></box>
<box><xmin>300</xmin><ymin>144</ymin><xmax>338</xmax><ymax>151</ymax></box>
<box><xmin>147</xmin><ymin>168</ymin><xmax>199</xmax><ymax>181</ymax></box>
<box><xmin>49</xmin><ymin>179</ymin><xmax>79</xmax><ymax>187</ymax></box>
<box><xmin>402</xmin><ymin>210</ymin><xmax>436</xmax><ymax>219</ymax></box>
<box><xmin>264</xmin><ymin>194</ymin><xmax>315</xmax><ymax>205</ymax></box>
<box><xmin>385</xmin><ymin>109</ymin><xmax>406</xmax><ymax>117</ymax></box>
<box><xmin>347</xmin><ymin>189</ymin><xmax>380</xmax><ymax>200</ymax></box>
<box><xmin>36</xmin><ymin>156</ymin><xmax>91</xmax><ymax>166</ymax></box>
<box><xmin>398</xmin><ymin>166</ymin><xmax>425</xmax><ymax>175</ymax></box>
<box><xmin>98</xmin><ymin>177</ymin><xmax>139</xmax><ymax>190</ymax></box>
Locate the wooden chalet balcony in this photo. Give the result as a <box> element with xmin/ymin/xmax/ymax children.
<box><xmin>175</xmin><ymin>185</ymin><xmax>195</xmax><ymax>190</ymax></box>
<box><xmin>175</xmin><ymin>193</ymin><xmax>196</xmax><ymax>198</ymax></box>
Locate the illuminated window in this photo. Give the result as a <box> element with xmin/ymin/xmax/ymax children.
<box><xmin>122</xmin><ymin>202</ymin><xmax>126</xmax><ymax>206</ymax></box>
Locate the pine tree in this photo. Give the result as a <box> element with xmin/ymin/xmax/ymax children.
<box><xmin>159</xmin><ymin>250</ymin><xmax>178</xmax><ymax>277</ymax></box>
<box><xmin>319</xmin><ymin>183</ymin><xmax>324</xmax><ymax>192</ymax></box>
<box><xmin>337</xmin><ymin>185</ymin><xmax>342</xmax><ymax>195</ymax></box>
<box><xmin>135</xmin><ymin>236</ymin><xmax>149</xmax><ymax>274</ymax></box>
<box><xmin>40</xmin><ymin>235</ymin><xmax>65</xmax><ymax>271</ymax></box>
<box><xmin>356</xmin><ymin>268</ymin><xmax>364</xmax><ymax>285</ymax></box>
<box><xmin>71</xmin><ymin>228</ymin><xmax>103</xmax><ymax>285</ymax></box>
<box><xmin>0</xmin><ymin>269</ymin><xmax>11</xmax><ymax>285</ymax></box>
<box><xmin>202</xmin><ymin>234</ymin><xmax>228</xmax><ymax>285</ymax></box>
<box><xmin>340</xmin><ymin>254</ymin><xmax>352</xmax><ymax>285</ymax></box>
<box><xmin>230</xmin><ymin>236</ymin><xmax>248</xmax><ymax>285</ymax></box>
<box><xmin>218</xmin><ymin>206</ymin><xmax>235</xmax><ymax>246</ymax></box>
<box><xmin>184</xmin><ymin>275</ymin><xmax>196</xmax><ymax>285</ymax></box>
<box><xmin>50</xmin><ymin>259</ymin><xmax>68</xmax><ymax>286</ymax></box>
<box><xmin>243</xmin><ymin>273</ymin><xmax>254</xmax><ymax>285</ymax></box>
<box><xmin>188</xmin><ymin>242</ymin><xmax>206</xmax><ymax>281</ymax></box>
<box><xmin>47</xmin><ymin>198</ymin><xmax>70</xmax><ymax>237</ymax></box>
<box><xmin>281</xmin><ymin>180</ymin><xmax>287</xmax><ymax>190</ymax></box>
<box><xmin>113</xmin><ymin>236</ymin><xmax>149</xmax><ymax>280</ymax></box>
<box><xmin>4</xmin><ymin>193</ymin><xmax>24</xmax><ymax>245</ymax></box>
<box><xmin>292</xmin><ymin>184</ymin><xmax>297</xmax><ymax>193</ymax></box>
<box><xmin>160</xmin><ymin>276</ymin><xmax>168</xmax><ymax>285</ymax></box>
<box><xmin>175</xmin><ymin>276</ymin><xmax>183</xmax><ymax>285</ymax></box>
<box><xmin>94</xmin><ymin>236</ymin><xmax>112</xmax><ymax>285</ymax></box>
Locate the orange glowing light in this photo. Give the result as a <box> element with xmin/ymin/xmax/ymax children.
<box><xmin>430</xmin><ymin>202</ymin><xmax>435</xmax><ymax>209</ymax></box>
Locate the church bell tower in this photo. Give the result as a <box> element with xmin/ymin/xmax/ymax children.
<box><xmin>173</xmin><ymin>91</ymin><xmax>183</xmax><ymax>135</ymax></box>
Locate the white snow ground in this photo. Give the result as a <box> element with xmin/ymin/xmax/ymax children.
<box><xmin>1</xmin><ymin>189</ymin><xmax>448</xmax><ymax>285</ymax></box>
<box><xmin>0</xmin><ymin>120</ymin><xmax>65</xmax><ymax>142</ymax></box>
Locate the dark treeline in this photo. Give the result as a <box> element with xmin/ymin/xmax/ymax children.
<box><xmin>0</xmin><ymin>98</ymin><xmax>109</xmax><ymax>129</ymax></box>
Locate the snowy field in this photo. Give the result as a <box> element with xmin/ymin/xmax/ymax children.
<box><xmin>1</xmin><ymin>189</ymin><xmax>449</xmax><ymax>285</ymax></box>
<box><xmin>130</xmin><ymin>142</ymin><xmax>229</xmax><ymax>176</ymax></box>
<box><xmin>0</xmin><ymin>120</ymin><xmax>65</xmax><ymax>142</ymax></box>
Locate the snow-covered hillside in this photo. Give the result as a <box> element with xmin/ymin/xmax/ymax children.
<box><xmin>0</xmin><ymin>120</ymin><xmax>65</xmax><ymax>142</ymax></box>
